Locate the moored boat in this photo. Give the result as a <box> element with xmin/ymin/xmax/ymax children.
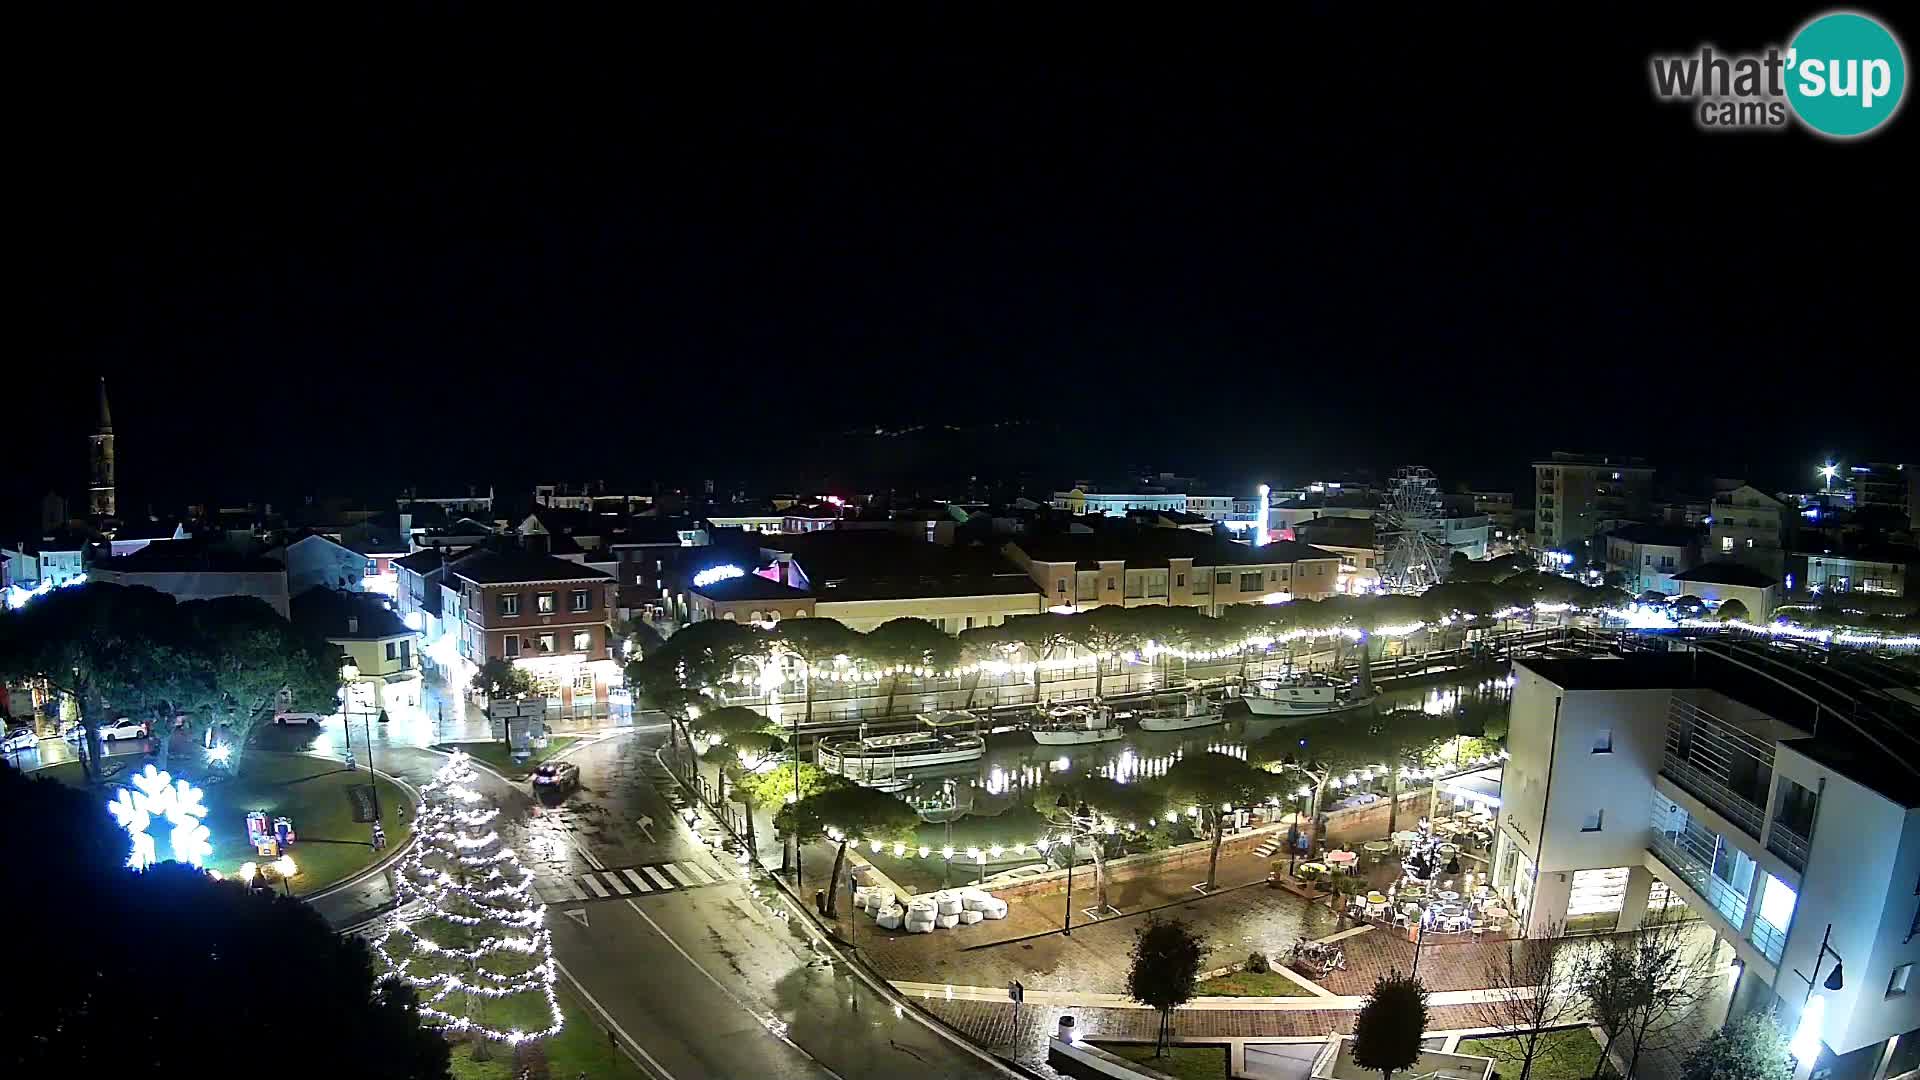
<box><xmin>817</xmin><ymin>711</ymin><xmax>987</xmax><ymax>782</ymax></box>
<box><xmin>1136</xmin><ymin>690</ymin><xmax>1226</xmax><ymax>732</ymax></box>
<box><xmin>1029</xmin><ymin>703</ymin><xmax>1126</xmax><ymax>745</ymax></box>
<box><xmin>1242</xmin><ymin>673</ymin><xmax>1377</xmax><ymax>720</ymax></box>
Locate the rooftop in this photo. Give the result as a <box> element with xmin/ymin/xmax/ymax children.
<box><xmin>1609</xmin><ymin>522</ymin><xmax>1702</xmax><ymax>548</ymax></box>
<box><xmin>101</xmin><ymin>542</ymin><xmax>283</xmax><ymax>573</ymax></box>
<box><xmin>1011</xmin><ymin>530</ymin><xmax>1338</xmax><ymax>570</ymax></box>
<box><xmin>451</xmin><ymin>550</ymin><xmax>612</xmax><ymax>585</ymax></box>
<box><xmin>1671</xmin><ymin>562</ymin><xmax>1778</xmax><ymax>588</ymax></box>
<box><xmin>692</xmin><ymin>572</ymin><xmax>811</xmax><ymax>603</ymax></box>
<box><xmin>1520</xmin><ymin>643</ymin><xmax>1920</xmax><ymax>807</ymax></box>
<box><xmin>290</xmin><ymin>587</ymin><xmax>412</xmax><ymax>640</ymax></box>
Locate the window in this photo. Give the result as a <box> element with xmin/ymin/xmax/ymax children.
<box><xmin>499</xmin><ymin>593</ymin><xmax>520</xmax><ymax>617</ymax></box>
<box><xmin>571</xmin><ymin>630</ymin><xmax>591</xmax><ymax>652</ymax></box>
<box><xmin>537</xmin><ymin>633</ymin><xmax>555</xmax><ymax>654</ymax></box>
<box><xmin>1056</xmin><ymin>578</ymin><xmax>1067</xmax><ymax>594</ymax></box>
<box><xmin>537</xmin><ymin>592</ymin><xmax>556</xmax><ymax>614</ymax></box>
<box><xmin>1239</xmin><ymin>572</ymin><xmax>1262</xmax><ymax>592</ymax></box>
<box><xmin>504</xmin><ymin>635</ymin><xmax>520</xmax><ymax>658</ymax></box>
<box><xmin>1890</xmin><ymin>964</ymin><xmax>1914</xmax><ymax>999</ymax></box>
<box><xmin>1107</xmin><ymin>576</ymin><xmax>1116</xmax><ymax>590</ymax></box>
<box><xmin>1215</xmin><ymin>571</ymin><xmax>1231</xmax><ymax>585</ymax></box>
<box><xmin>1721</xmin><ymin>536</ymin><xmax>1734</xmax><ymax>552</ymax></box>
<box><xmin>400</xmin><ymin>639</ymin><xmax>411</xmax><ymax>668</ymax></box>
<box><xmin>1175</xmin><ymin>573</ymin><xmax>1185</xmax><ymax>587</ymax></box>
<box><xmin>385</xmin><ymin>641</ymin><xmax>398</xmax><ymax>661</ymax></box>
<box><xmin>571</xmin><ymin>589</ymin><xmax>590</xmax><ymax>612</ymax></box>
<box><xmin>1593</xmin><ymin>729</ymin><xmax>1613</xmax><ymax>754</ymax></box>
<box><xmin>1745</xmin><ymin>538</ymin><xmax>1754</xmax><ymax>549</ymax></box>
<box><xmin>1581</xmin><ymin>810</ymin><xmax>1604</xmax><ymax>832</ymax></box>
<box><xmin>964</xmin><ymin>616</ymin><xmax>974</xmax><ymax>629</ymax></box>
<box><xmin>574</xmin><ymin>670</ymin><xmax>594</xmax><ymax>692</ymax></box>
<box><xmin>365</xmin><ymin>558</ymin><xmax>379</xmax><ymax>576</ymax></box>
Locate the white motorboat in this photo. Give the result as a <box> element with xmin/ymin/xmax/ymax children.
<box><xmin>1136</xmin><ymin>690</ymin><xmax>1226</xmax><ymax>732</ymax></box>
<box><xmin>1242</xmin><ymin>673</ymin><xmax>1377</xmax><ymax>720</ymax></box>
<box><xmin>816</xmin><ymin>711</ymin><xmax>987</xmax><ymax>782</ymax></box>
<box><xmin>1029</xmin><ymin>703</ymin><xmax>1125</xmax><ymax>745</ymax></box>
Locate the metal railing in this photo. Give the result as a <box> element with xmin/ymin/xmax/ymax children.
<box><xmin>1766</xmin><ymin>822</ymin><xmax>1810</xmax><ymax>872</ymax></box>
<box><xmin>1662</xmin><ymin>697</ymin><xmax>1772</xmax><ymax>840</ymax></box>
<box><xmin>1751</xmin><ymin>916</ymin><xmax>1788</xmax><ymax>964</ymax></box>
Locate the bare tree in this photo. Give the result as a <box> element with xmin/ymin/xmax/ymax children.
<box><xmin>1578</xmin><ymin>909</ymin><xmax>1722</xmax><ymax>1078</ymax></box>
<box><xmin>1465</xmin><ymin>922</ymin><xmax>1588</xmax><ymax>1080</ymax></box>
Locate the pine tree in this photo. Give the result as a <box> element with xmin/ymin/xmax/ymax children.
<box><xmin>372</xmin><ymin>751</ymin><xmax>561</xmax><ymax>1057</ymax></box>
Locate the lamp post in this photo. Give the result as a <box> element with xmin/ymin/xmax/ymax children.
<box><xmin>1790</xmin><ymin>923</ymin><xmax>1845</xmax><ymax>1072</ymax></box>
<box><xmin>274</xmin><ymin>855</ymin><xmax>298</xmax><ymax>898</ymax></box>
<box><xmin>1050</xmin><ymin>794</ymin><xmax>1096</xmax><ymax>937</ymax></box>
<box><xmin>338</xmin><ymin>662</ymin><xmax>357</xmax><ymax>771</ymax></box>
<box><xmin>342</xmin><ymin>663</ymin><xmax>382</xmax><ymax>840</ymax></box>
<box><xmin>1794</xmin><ymin>923</ymin><xmax>1846</xmax><ymax>1004</ymax></box>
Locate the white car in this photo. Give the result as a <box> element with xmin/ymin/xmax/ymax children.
<box><xmin>2</xmin><ymin>726</ymin><xmax>39</xmax><ymax>753</ymax></box>
<box><xmin>273</xmin><ymin>712</ymin><xmax>326</xmax><ymax>726</ymax></box>
<box><xmin>97</xmin><ymin>718</ymin><xmax>150</xmax><ymax>742</ymax></box>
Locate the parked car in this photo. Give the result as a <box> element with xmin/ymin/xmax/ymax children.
<box><xmin>530</xmin><ymin>761</ymin><xmax>580</xmax><ymax>791</ymax></box>
<box><xmin>2</xmin><ymin>726</ymin><xmax>39</xmax><ymax>753</ymax></box>
<box><xmin>97</xmin><ymin>718</ymin><xmax>149</xmax><ymax>742</ymax></box>
<box><xmin>272</xmin><ymin>712</ymin><xmax>326</xmax><ymax>726</ymax></box>
<box><xmin>58</xmin><ymin>720</ymin><xmax>87</xmax><ymax>745</ymax></box>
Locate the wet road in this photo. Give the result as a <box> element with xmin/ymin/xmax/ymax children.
<box><xmin>329</xmin><ymin>727</ymin><xmax>1013</xmax><ymax>1079</ymax></box>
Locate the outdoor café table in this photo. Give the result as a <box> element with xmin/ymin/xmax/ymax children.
<box><xmin>1366</xmin><ymin>891</ymin><xmax>1389</xmax><ymax>906</ymax></box>
<box><xmin>1453</xmin><ymin>810</ymin><xmax>1477</xmax><ymax>820</ymax></box>
<box><xmin>1363</xmin><ymin>840</ymin><xmax>1393</xmax><ymax>860</ymax></box>
<box><xmin>1482</xmin><ymin>906</ymin><xmax>1509</xmax><ymax>920</ymax></box>
<box><xmin>1399</xmin><ymin>885</ymin><xmax>1427</xmax><ymax>900</ymax></box>
<box><xmin>1433</xmin><ymin>902</ymin><xmax>1465</xmax><ymax>920</ymax></box>
<box><xmin>1436</xmin><ymin>843</ymin><xmax>1460</xmax><ymax>857</ymax></box>
<box><xmin>1326</xmin><ymin>850</ymin><xmax>1359</xmax><ymax>871</ymax></box>
<box><xmin>1436</xmin><ymin>890</ymin><xmax>1460</xmax><ymax>902</ymax></box>
<box><xmin>1392</xmin><ymin>830</ymin><xmax>1419</xmax><ymax>846</ymax></box>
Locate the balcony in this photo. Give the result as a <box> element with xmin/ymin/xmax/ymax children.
<box><xmin>1766</xmin><ymin>821</ymin><xmax>1810</xmax><ymax>873</ymax></box>
<box><xmin>1661</xmin><ymin>698</ymin><xmax>1773</xmax><ymax>841</ymax></box>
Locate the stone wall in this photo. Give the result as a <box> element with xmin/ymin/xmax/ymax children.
<box><xmin>1321</xmin><ymin>790</ymin><xmax>1429</xmax><ymax>848</ymax></box>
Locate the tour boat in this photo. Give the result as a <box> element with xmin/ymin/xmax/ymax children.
<box><xmin>1029</xmin><ymin>703</ymin><xmax>1126</xmax><ymax>746</ymax></box>
<box><xmin>1135</xmin><ymin>690</ymin><xmax>1226</xmax><ymax>732</ymax></box>
<box><xmin>1241</xmin><ymin>673</ymin><xmax>1377</xmax><ymax>720</ymax></box>
<box><xmin>816</xmin><ymin>711</ymin><xmax>987</xmax><ymax>782</ymax></box>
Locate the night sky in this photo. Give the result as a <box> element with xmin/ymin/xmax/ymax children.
<box><xmin>15</xmin><ymin>5</ymin><xmax>1915</xmax><ymax>517</ymax></box>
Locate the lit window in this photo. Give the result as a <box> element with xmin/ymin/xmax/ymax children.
<box><xmin>571</xmin><ymin>589</ymin><xmax>590</xmax><ymax>612</ymax></box>
<box><xmin>571</xmin><ymin>630</ymin><xmax>591</xmax><ymax>652</ymax></box>
<box><xmin>537</xmin><ymin>633</ymin><xmax>555</xmax><ymax>653</ymax></box>
<box><xmin>1721</xmin><ymin>537</ymin><xmax>1734</xmax><ymax>553</ymax></box>
<box><xmin>537</xmin><ymin>592</ymin><xmax>556</xmax><ymax>614</ymax></box>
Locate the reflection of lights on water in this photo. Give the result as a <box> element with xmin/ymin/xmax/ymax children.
<box><xmin>1050</xmin><ymin>756</ymin><xmax>1069</xmax><ymax>772</ymax></box>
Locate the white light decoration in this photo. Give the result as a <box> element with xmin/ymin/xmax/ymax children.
<box><xmin>106</xmin><ymin>764</ymin><xmax>212</xmax><ymax>871</ymax></box>
<box><xmin>206</xmin><ymin>743</ymin><xmax>232</xmax><ymax>766</ymax></box>
<box><xmin>692</xmin><ymin>564</ymin><xmax>746</xmax><ymax>589</ymax></box>
<box><xmin>371</xmin><ymin>751</ymin><xmax>563</xmax><ymax>1047</ymax></box>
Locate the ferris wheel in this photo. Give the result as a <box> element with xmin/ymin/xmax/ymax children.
<box><xmin>1375</xmin><ymin>466</ymin><xmax>1449</xmax><ymax>593</ymax></box>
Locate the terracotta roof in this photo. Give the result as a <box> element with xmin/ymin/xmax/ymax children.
<box><xmin>451</xmin><ymin>551</ymin><xmax>612</xmax><ymax>585</ymax></box>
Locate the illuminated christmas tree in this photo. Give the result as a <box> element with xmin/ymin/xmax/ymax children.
<box><xmin>372</xmin><ymin>750</ymin><xmax>561</xmax><ymax>1053</ymax></box>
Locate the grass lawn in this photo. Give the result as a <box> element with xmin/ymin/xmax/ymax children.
<box><xmin>1194</xmin><ymin>969</ymin><xmax>1318</xmax><ymax>996</ymax></box>
<box><xmin>441</xmin><ymin>737</ymin><xmax>584</xmax><ymax>779</ymax></box>
<box><xmin>445</xmin><ymin>980</ymin><xmax>649</xmax><ymax>1080</ymax></box>
<box><xmin>38</xmin><ymin>752</ymin><xmax>413</xmax><ymax>896</ymax></box>
<box><xmin>1458</xmin><ymin>1027</ymin><xmax>1607</xmax><ymax>1080</ymax></box>
<box><xmin>1097</xmin><ymin>1042</ymin><xmax>1230</xmax><ymax>1080</ymax></box>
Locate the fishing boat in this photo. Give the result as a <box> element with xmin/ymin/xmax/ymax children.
<box><xmin>1136</xmin><ymin>690</ymin><xmax>1226</xmax><ymax>732</ymax></box>
<box><xmin>1241</xmin><ymin>673</ymin><xmax>1377</xmax><ymax>720</ymax></box>
<box><xmin>816</xmin><ymin>711</ymin><xmax>987</xmax><ymax>782</ymax></box>
<box><xmin>1029</xmin><ymin>703</ymin><xmax>1126</xmax><ymax>746</ymax></box>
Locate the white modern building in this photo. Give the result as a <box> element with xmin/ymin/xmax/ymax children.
<box><xmin>1052</xmin><ymin>489</ymin><xmax>1189</xmax><ymax>517</ymax></box>
<box><xmin>1494</xmin><ymin>645</ymin><xmax>1920</xmax><ymax>1080</ymax></box>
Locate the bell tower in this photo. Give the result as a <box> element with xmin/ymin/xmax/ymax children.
<box><xmin>89</xmin><ymin>376</ymin><xmax>116</xmax><ymax>518</ymax></box>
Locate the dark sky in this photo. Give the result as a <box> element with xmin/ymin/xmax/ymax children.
<box><xmin>15</xmin><ymin>5</ymin><xmax>1916</xmax><ymax>516</ymax></box>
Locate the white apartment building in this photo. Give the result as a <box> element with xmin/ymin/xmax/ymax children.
<box><xmin>1052</xmin><ymin>489</ymin><xmax>1189</xmax><ymax>517</ymax></box>
<box><xmin>1495</xmin><ymin>645</ymin><xmax>1919</xmax><ymax>1080</ymax></box>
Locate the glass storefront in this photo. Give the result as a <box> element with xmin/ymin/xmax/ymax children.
<box><xmin>1567</xmin><ymin>866</ymin><xmax>1630</xmax><ymax>934</ymax></box>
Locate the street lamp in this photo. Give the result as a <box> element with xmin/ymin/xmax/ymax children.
<box><xmin>273</xmin><ymin>855</ymin><xmax>298</xmax><ymax>898</ymax></box>
<box><xmin>1049</xmin><ymin>794</ymin><xmax>1098</xmax><ymax>937</ymax></box>
<box><xmin>340</xmin><ymin>662</ymin><xmax>359</xmax><ymax>770</ymax></box>
<box><xmin>1818</xmin><ymin>463</ymin><xmax>1839</xmax><ymax>493</ymax></box>
<box><xmin>340</xmin><ymin>662</ymin><xmax>382</xmax><ymax>839</ymax></box>
<box><xmin>1794</xmin><ymin>922</ymin><xmax>1845</xmax><ymax>1002</ymax></box>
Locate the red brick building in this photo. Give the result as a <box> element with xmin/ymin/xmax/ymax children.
<box><xmin>451</xmin><ymin>549</ymin><xmax>619</xmax><ymax>718</ymax></box>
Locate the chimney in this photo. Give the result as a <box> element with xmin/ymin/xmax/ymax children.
<box><xmin>347</xmin><ymin>615</ymin><xmax>359</xmax><ymax>634</ymax></box>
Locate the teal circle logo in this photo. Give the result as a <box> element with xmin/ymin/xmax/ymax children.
<box><xmin>1786</xmin><ymin>11</ymin><xmax>1906</xmax><ymax>137</ymax></box>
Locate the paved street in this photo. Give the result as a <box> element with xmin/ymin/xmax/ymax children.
<box><xmin>326</xmin><ymin>726</ymin><xmax>1014</xmax><ymax>1079</ymax></box>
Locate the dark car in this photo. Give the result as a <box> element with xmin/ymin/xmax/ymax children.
<box><xmin>531</xmin><ymin>761</ymin><xmax>579</xmax><ymax>791</ymax></box>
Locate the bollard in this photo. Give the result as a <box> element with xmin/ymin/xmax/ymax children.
<box><xmin>1056</xmin><ymin>1015</ymin><xmax>1076</xmax><ymax>1043</ymax></box>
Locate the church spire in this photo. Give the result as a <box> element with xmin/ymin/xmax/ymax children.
<box><xmin>97</xmin><ymin>376</ymin><xmax>113</xmax><ymax>434</ymax></box>
<box><xmin>90</xmin><ymin>377</ymin><xmax>116</xmax><ymax>519</ymax></box>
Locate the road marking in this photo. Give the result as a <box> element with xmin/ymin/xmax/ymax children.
<box><xmin>564</xmin><ymin>908</ymin><xmax>590</xmax><ymax>928</ymax></box>
<box><xmin>641</xmin><ymin>866</ymin><xmax>673</xmax><ymax>890</ymax></box>
<box><xmin>553</xmin><ymin>959</ymin><xmax>677</xmax><ymax>1080</ymax></box>
<box><xmin>637</xmin><ymin>814</ymin><xmax>656</xmax><ymax>842</ymax></box>
<box><xmin>621</xmin><ymin>869</ymin><xmax>653</xmax><ymax>893</ymax></box>
<box><xmin>676</xmin><ymin>861</ymin><xmax>717</xmax><ymax>884</ymax></box>
<box><xmin>582</xmin><ymin>875</ymin><xmax>610</xmax><ymax>898</ymax></box>
<box><xmin>602</xmin><ymin>871</ymin><xmax>631</xmax><ymax>895</ymax></box>
<box><xmin>661</xmin><ymin>863</ymin><xmax>697</xmax><ymax>887</ymax></box>
<box><xmin>561</xmin><ymin>877</ymin><xmax>588</xmax><ymax>900</ymax></box>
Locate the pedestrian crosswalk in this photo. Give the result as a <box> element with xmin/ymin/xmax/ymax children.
<box><xmin>534</xmin><ymin>860</ymin><xmax>728</xmax><ymax>904</ymax></box>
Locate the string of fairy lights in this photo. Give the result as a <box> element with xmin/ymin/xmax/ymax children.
<box><xmin>371</xmin><ymin>751</ymin><xmax>564</xmax><ymax>1047</ymax></box>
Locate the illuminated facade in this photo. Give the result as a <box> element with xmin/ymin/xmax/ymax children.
<box><xmin>89</xmin><ymin>376</ymin><xmax>115</xmax><ymax>519</ymax></box>
<box><xmin>1496</xmin><ymin>646</ymin><xmax>1920</xmax><ymax>1078</ymax></box>
<box><xmin>452</xmin><ymin>550</ymin><xmax>619</xmax><ymax>718</ymax></box>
